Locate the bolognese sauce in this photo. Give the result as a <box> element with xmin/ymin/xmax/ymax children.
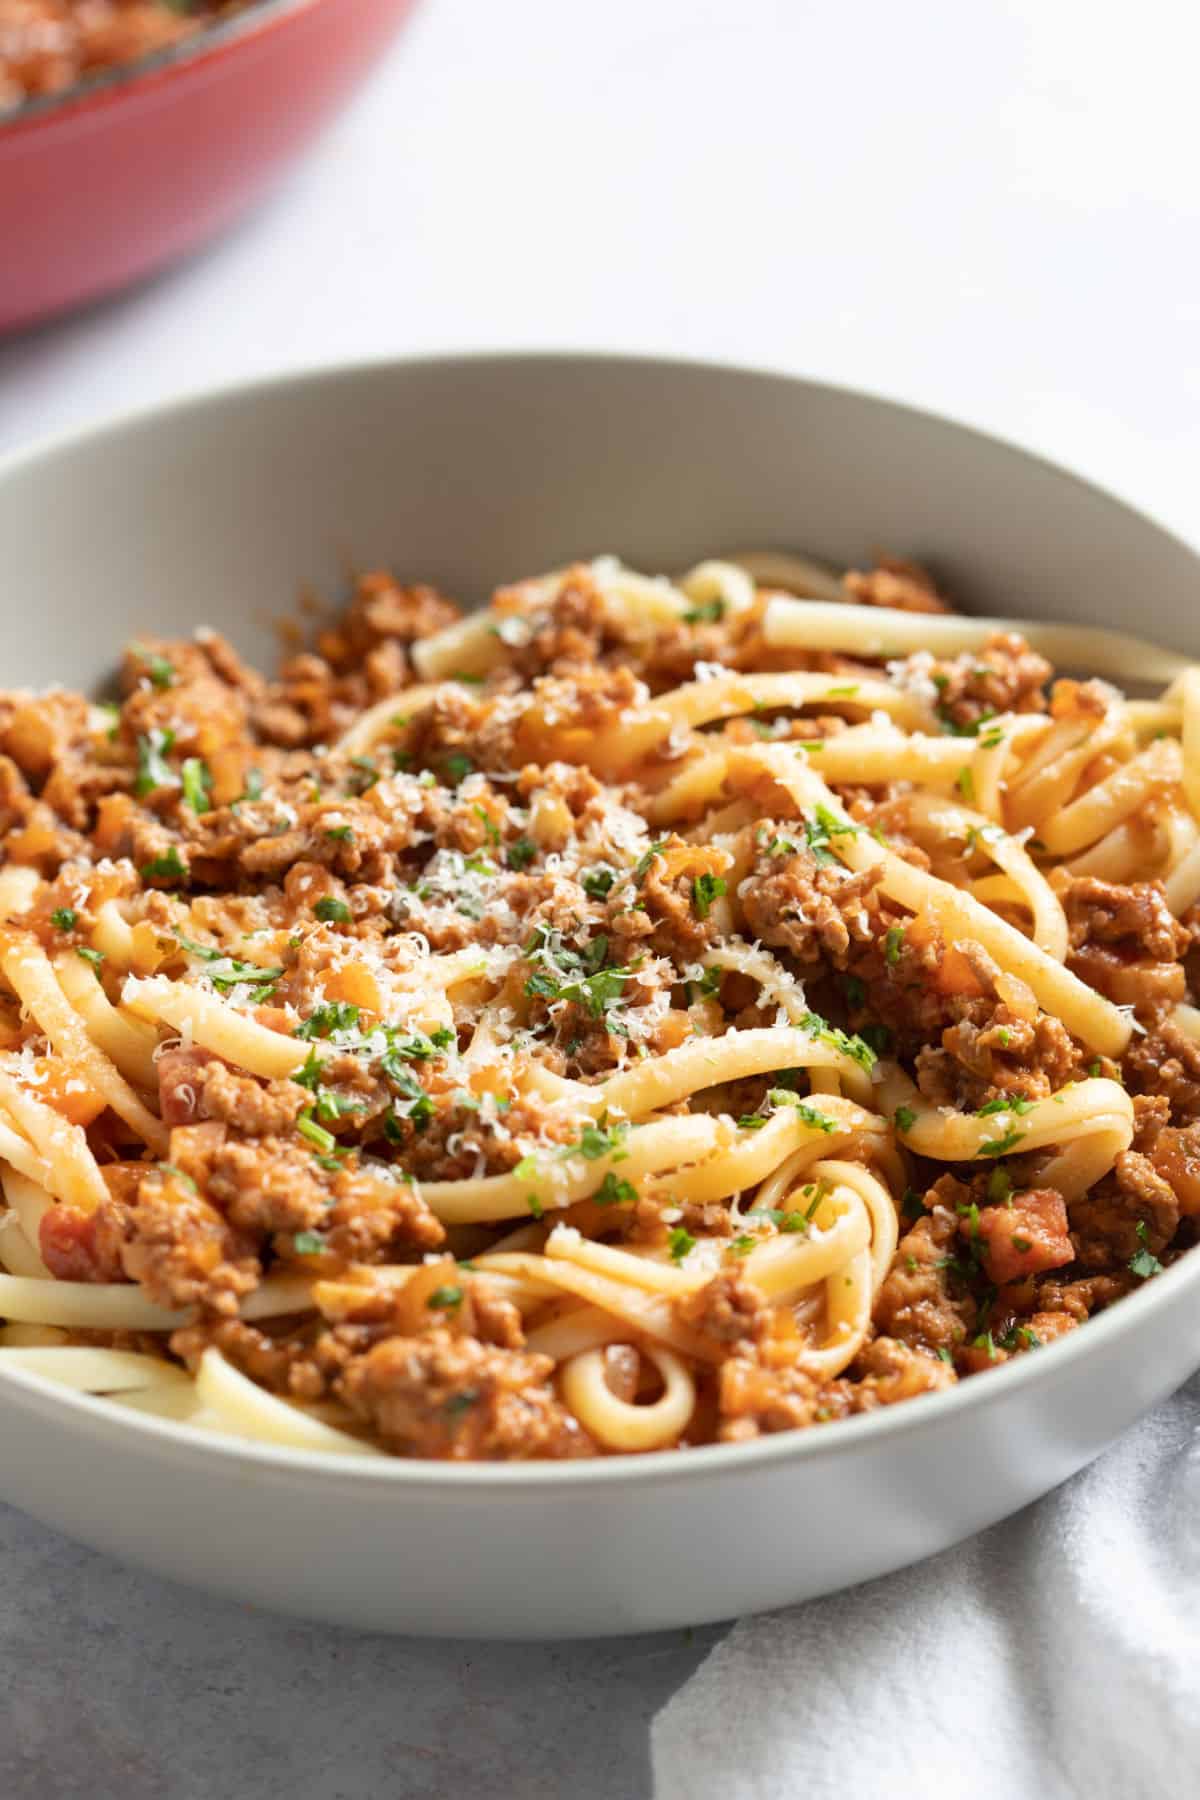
<box><xmin>0</xmin><ymin>552</ymin><xmax>1196</xmax><ymax>1459</ymax></box>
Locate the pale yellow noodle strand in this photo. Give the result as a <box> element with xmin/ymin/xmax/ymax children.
<box><xmin>0</xmin><ymin>866</ymin><xmax>39</xmax><ymax>918</ymax></box>
<box><xmin>905</xmin><ymin>791</ymin><xmax>1068</xmax><ymax>960</ymax></box>
<box><xmin>594</xmin><ymin>1025</ymin><xmax>874</xmax><ymax>1116</ymax></box>
<box><xmin>194</xmin><ymin>1349</ymin><xmax>383</xmax><ymax>1456</ymax></box>
<box><xmin>0</xmin><ymin>1071</ymin><xmax>109</xmax><ymax>1212</ymax></box>
<box><xmin>560</xmin><ymin>1345</ymin><xmax>696</xmax><ymax>1452</ymax></box>
<box><xmin>760</xmin><ymin>595</ymin><xmax>1190</xmax><ymax>684</ymax></box>
<box><xmin>1037</xmin><ymin>738</ymin><xmax>1182</xmax><ymax>857</ymax></box>
<box><xmin>0</xmin><ymin>1214</ymin><xmax>50</xmax><ymax>1278</ymax></box>
<box><xmin>55</xmin><ymin>950</ymin><xmax>160</xmax><ymax>1090</ymax></box>
<box><xmin>473</xmin><ymin>1253</ymin><xmax>722</xmax><ymax>1362</ymax></box>
<box><xmin>0</xmin><ymin>938</ymin><xmax>168</xmax><ymax>1155</ymax></box>
<box><xmin>0</xmin><ymin>1347</ymin><xmax>189</xmax><ymax>1393</ymax></box>
<box><xmin>879</xmin><ymin>1067</ymin><xmax>1133</xmax><ymax>1184</ymax></box>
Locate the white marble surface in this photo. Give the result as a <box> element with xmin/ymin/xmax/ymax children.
<box><xmin>2</xmin><ymin>2</ymin><xmax>1200</xmax><ymax>1794</ymax></box>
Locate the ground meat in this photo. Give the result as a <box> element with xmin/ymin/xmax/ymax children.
<box><xmin>848</xmin><ymin>1334</ymin><xmax>957</xmax><ymax>1405</ymax></box>
<box><xmin>198</xmin><ymin>1062</ymin><xmax>306</xmax><ymax>1137</ymax></box>
<box><xmin>872</xmin><ymin>1200</ymin><xmax>977</xmax><ymax>1355</ymax></box>
<box><xmin>338</xmin><ymin>1330</ymin><xmax>594</xmax><ymax>1460</ymax></box>
<box><xmin>1063</xmin><ymin>876</ymin><xmax>1187</xmax><ymax>1015</ymax></box>
<box><xmin>900</xmin><ymin>632</ymin><xmax>1051</xmax><ymax>731</ymax></box>
<box><xmin>1124</xmin><ymin>1017</ymin><xmax>1200</xmax><ymax>1124</ymax></box>
<box><xmin>317</xmin><ymin>573</ymin><xmax>461</xmax><ymax>673</ymax></box>
<box><xmin>916</xmin><ymin>988</ymin><xmax>1081</xmax><ymax>1111</ymax></box>
<box><xmin>842</xmin><ymin>556</ymin><xmax>951</xmax><ymax>615</ymax></box>
<box><xmin>120</xmin><ymin>1176</ymin><xmax>261</xmax><ymax>1315</ymax></box>
<box><xmin>1069</xmin><ymin>1150</ymin><xmax>1180</xmax><ymax>1270</ymax></box>
<box><xmin>674</xmin><ymin>1271</ymin><xmax>772</xmax><ymax>1349</ymax></box>
<box><xmin>738</xmin><ymin>835</ymin><xmax>879</xmax><ymax>965</ymax></box>
<box><xmin>716</xmin><ymin>1356</ymin><xmax>853</xmax><ymax>1441</ymax></box>
<box><xmin>604</xmin><ymin>836</ymin><xmax>730</xmax><ymax>965</ymax></box>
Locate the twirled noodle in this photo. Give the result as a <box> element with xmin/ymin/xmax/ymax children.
<box><xmin>3</xmin><ymin>548</ymin><xmax>1199</xmax><ymax>1461</ymax></box>
<box><xmin>560</xmin><ymin>1344</ymin><xmax>696</xmax><ymax>1452</ymax></box>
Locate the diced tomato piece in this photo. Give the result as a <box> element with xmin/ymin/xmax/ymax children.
<box><xmin>976</xmin><ymin>1188</ymin><xmax>1073</xmax><ymax>1285</ymax></box>
<box><xmin>39</xmin><ymin>1205</ymin><xmax>121</xmax><ymax>1282</ymax></box>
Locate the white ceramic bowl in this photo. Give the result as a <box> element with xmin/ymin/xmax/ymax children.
<box><xmin>2</xmin><ymin>354</ymin><xmax>1199</xmax><ymax>1638</ymax></box>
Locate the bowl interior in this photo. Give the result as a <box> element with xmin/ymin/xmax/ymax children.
<box><xmin>3</xmin><ymin>353</ymin><xmax>1198</xmax><ymax>695</ymax></box>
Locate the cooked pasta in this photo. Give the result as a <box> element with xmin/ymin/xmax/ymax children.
<box><xmin>0</xmin><ymin>550</ymin><xmax>1196</xmax><ymax>1460</ymax></box>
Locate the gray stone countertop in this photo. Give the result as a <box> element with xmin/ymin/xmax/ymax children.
<box><xmin>1</xmin><ymin>1505</ymin><xmax>723</xmax><ymax>1800</ymax></box>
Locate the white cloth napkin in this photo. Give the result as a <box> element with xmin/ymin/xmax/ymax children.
<box><xmin>652</xmin><ymin>1374</ymin><xmax>1200</xmax><ymax>1799</ymax></box>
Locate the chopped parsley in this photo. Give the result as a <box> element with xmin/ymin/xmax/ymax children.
<box><xmin>691</xmin><ymin>873</ymin><xmax>727</xmax><ymax>919</ymax></box>
<box><xmin>730</xmin><ymin>1234</ymin><xmax>757</xmax><ymax>1257</ymax></box>
<box><xmin>1129</xmin><ymin>1221</ymin><xmax>1164</xmax><ymax>1280</ymax></box>
<box><xmin>324</xmin><ymin>825</ymin><xmax>354</xmax><ymax>843</ymax></box>
<box><xmin>445</xmin><ymin>753</ymin><xmax>474</xmax><ymax>786</ymax></box>
<box><xmin>594</xmin><ymin>1172</ymin><xmax>638</xmax><ymax>1206</ymax></box>
<box><xmin>175</xmin><ymin>932</ymin><xmax>282</xmax><ymax>997</ymax></box>
<box><xmin>900</xmin><ymin>1187</ymin><xmax>926</xmax><ymax>1221</ymax></box>
<box><xmin>75</xmin><ymin>945</ymin><xmax>106</xmax><ymax>976</ymax></box>
<box><xmin>130</xmin><ymin>643</ymin><xmax>175</xmax><ymax>690</ymax></box>
<box><xmin>506</xmin><ymin>836</ymin><xmax>538</xmax><ymax>871</ymax></box>
<box><xmin>576</xmin><ymin>1119</ymin><xmax>629</xmax><ymax>1162</ymax></box>
<box><xmin>297</xmin><ymin>1111</ymin><xmax>337</xmax><ymax>1155</ymax></box>
<box><xmin>633</xmin><ymin>841</ymin><xmax>667</xmax><ymax>882</ymax></box>
<box><xmin>955</xmin><ymin>766</ymin><xmax>976</xmax><ymax>803</ymax></box>
<box><xmin>986</xmin><ymin>1166</ymin><xmax>1013</xmax><ymax>1205</ymax></box>
<box><xmin>49</xmin><ymin>908</ymin><xmax>76</xmax><ymax>931</ymax></box>
<box><xmin>1087</xmin><ymin>1060</ymin><xmax>1102</xmax><ymax>1078</ymax></box>
<box><xmin>134</xmin><ymin>728</ymin><xmax>178</xmax><ymax>797</ymax></box>
<box><xmin>292</xmin><ymin>1231</ymin><xmax>327</xmax><ymax>1256</ymax></box>
<box><xmin>977</xmin><ymin>1127</ymin><xmax>1025</xmax><ymax>1159</ymax></box>
<box><xmin>825</xmin><ymin>684</ymin><xmax>860</xmax><ymax>698</ymax></box>
<box><xmin>976</xmin><ymin>1095</ymin><xmax>1034</xmax><ymax>1117</ymax></box>
<box><xmin>314</xmin><ymin>896</ymin><xmax>352</xmax><ymax>924</ymax></box>
<box><xmin>526</xmin><ymin>1193</ymin><xmax>545</xmax><ymax>1220</ymax></box>
<box><xmin>859</xmin><ymin>1022</ymin><xmax>893</xmax><ymax>1057</ymax></box>
<box><xmin>582</xmin><ymin>866</ymin><xmax>616</xmax><ymax>899</ymax></box>
<box><xmin>683</xmin><ymin>597</ymin><xmax>725</xmax><ymax>624</ymax></box>
<box><xmin>348</xmin><ymin>755</ymin><xmax>380</xmax><ymax>795</ymax></box>
<box><xmin>524</xmin><ymin>925</ymin><xmax>631</xmax><ymax>1021</ymax></box>
<box><xmin>180</xmin><ymin>757</ymin><xmax>213</xmax><ymax>814</ymax></box>
<box><xmin>893</xmin><ymin>1105</ymin><xmax>917</xmax><ymax>1132</ymax></box>
<box><xmin>427</xmin><ymin>1285</ymin><xmax>464</xmax><ymax>1310</ymax></box>
<box><xmin>294</xmin><ymin>1001</ymin><xmax>361</xmax><ymax>1040</ymax></box>
<box><xmin>803</xmin><ymin>804</ymin><xmax>859</xmax><ymax>868</ymax></box>
<box><xmin>799</xmin><ymin>1011</ymin><xmax>878</xmax><ymax>1070</ymax></box>
<box><xmin>444</xmin><ymin>1389</ymin><xmax>480</xmax><ymax>1419</ymax></box>
<box><xmin>767</xmin><ymin>1091</ymin><xmax>836</xmax><ymax>1132</ymax></box>
<box><xmin>884</xmin><ymin>924</ymin><xmax>905</xmax><ymax>966</ymax></box>
<box><xmin>667</xmin><ymin>1226</ymin><xmax>696</xmax><ymax>1264</ymax></box>
<box><xmin>141</xmin><ymin>846</ymin><xmax>189</xmax><ymax>884</ymax></box>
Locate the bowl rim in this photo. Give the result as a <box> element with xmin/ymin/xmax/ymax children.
<box><xmin>0</xmin><ymin>0</ymin><xmax>319</xmax><ymax>133</ymax></box>
<box><xmin>2</xmin><ymin>345</ymin><xmax>1199</xmax><ymax>1491</ymax></box>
